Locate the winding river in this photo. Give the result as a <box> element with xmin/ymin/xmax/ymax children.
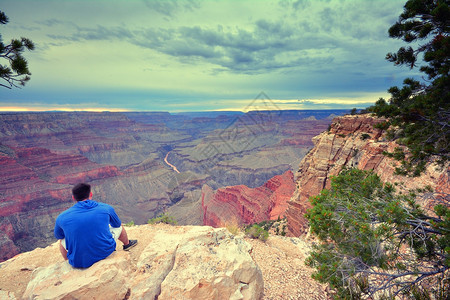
<box><xmin>164</xmin><ymin>151</ymin><xmax>180</xmax><ymax>173</ymax></box>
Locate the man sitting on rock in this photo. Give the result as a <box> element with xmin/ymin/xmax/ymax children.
<box><xmin>54</xmin><ymin>183</ymin><xmax>138</xmax><ymax>268</ymax></box>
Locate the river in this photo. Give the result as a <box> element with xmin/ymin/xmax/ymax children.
<box><xmin>164</xmin><ymin>151</ymin><xmax>180</xmax><ymax>173</ymax></box>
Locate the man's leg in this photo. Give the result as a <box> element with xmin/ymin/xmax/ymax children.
<box><xmin>59</xmin><ymin>239</ymin><xmax>68</xmax><ymax>260</ymax></box>
<box><xmin>118</xmin><ymin>225</ymin><xmax>129</xmax><ymax>245</ymax></box>
<box><xmin>110</xmin><ymin>225</ymin><xmax>137</xmax><ymax>250</ymax></box>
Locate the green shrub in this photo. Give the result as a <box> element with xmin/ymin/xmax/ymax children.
<box><xmin>281</xmin><ymin>224</ymin><xmax>287</xmax><ymax>236</ymax></box>
<box><xmin>360</xmin><ymin>133</ymin><xmax>370</xmax><ymax>140</ymax></box>
<box><xmin>224</xmin><ymin>218</ymin><xmax>241</xmax><ymax>235</ymax></box>
<box><xmin>148</xmin><ymin>213</ymin><xmax>177</xmax><ymax>225</ymax></box>
<box><xmin>124</xmin><ymin>220</ymin><xmax>135</xmax><ymax>227</ymax></box>
<box><xmin>245</xmin><ymin>224</ymin><xmax>269</xmax><ymax>242</ymax></box>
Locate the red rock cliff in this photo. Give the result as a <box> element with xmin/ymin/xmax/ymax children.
<box><xmin>202</xmin><ymin>170</ymin><xmax>295</xmax><ymax>227</ymax></box>
<box><xmin>286</xmin><ymin>114</ymin><xmax>450</xmax><ymax>236</ymax></box>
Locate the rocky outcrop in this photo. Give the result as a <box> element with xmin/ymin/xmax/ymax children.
<box><xmin>0</xmin><ymin>224</ymin><xmax>263</xmax><ymax>300</ymax></box>
<box><xmin>286</xmin><ymin>114</ymin><xmax>450</xmax><ymax>236</ymax></box>
<box><xmin>202</xmin><ymin>170</ymin><xmax>295</xmax><ymax>227</ymax></box>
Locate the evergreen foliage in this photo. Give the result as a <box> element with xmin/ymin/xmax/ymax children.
<box><xmin>0</xmin><ymin>10</ymin><xmax>34</xmax><ymax>89</ymax></box>
<box><xmin>368</xmin><ymin>0</ymin><xmax>449</xmax><ymax>175</ymax></box>
<box><xmin>305</xmin><ymin>168</ymin><xmax>449</xmax><ymax>299</ymax></box>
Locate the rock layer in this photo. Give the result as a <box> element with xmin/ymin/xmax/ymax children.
<box><xmin>286</xmin><ymin>114</ymin><xmax>450</xmax><ymax>236</ymax></box>
<box><xmin>1</xmin><ymin>224</ymin><xmax>263</xmax><ymax>300</ymax></box>
<box><xmin>202</xmin><ymin>170</ymin><xmax>295</xmax><ymax>227</ymax></box>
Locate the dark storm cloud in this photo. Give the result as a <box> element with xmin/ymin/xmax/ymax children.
<box><xmin>130</xmin><ymin>20</ymin><xmax>336</xmax><ymax>74</ymax></box>
<box><xmin>37</xmin><ymin>0</ymin><xmax>405</xmax><ymax>77</ymax></box>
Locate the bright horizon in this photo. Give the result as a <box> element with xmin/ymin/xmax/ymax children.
<box><xmin>0</xmin><ymin>93</ymin><xmax>386</xmax><ymax>113</ymax></box>
<box><xmin>1</xmin><ymin>0</ymin><xmax>412</xmax><ymax>112</ymax></box>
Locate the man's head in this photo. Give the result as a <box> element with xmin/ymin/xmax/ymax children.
<box><xmin>72</xmin><ymin>183</ymin><xmax>92</xmax><ymax>201</ymax></box>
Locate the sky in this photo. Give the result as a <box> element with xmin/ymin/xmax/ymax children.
<box><xmin>0</xmin><ymin>0</ymin><xmax>417</xmax><ymax>112</ymax></box>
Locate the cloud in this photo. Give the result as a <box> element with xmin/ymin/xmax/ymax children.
<box><xmin>142</xmin><ymin>0</ymin><xmax>200</xmax><ymax>17</ymax></box>
<box><xmin>0</xmin><ymin>0</ymin><xmax>409</xmax><ymax>112</ymax></box>
<box><xmin>37</xmin><ymin>0</ymin><xmax>405</xmax><ymax>77</ymax></box>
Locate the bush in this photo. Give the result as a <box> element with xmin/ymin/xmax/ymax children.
<box><xmin>245</xmin><ymin>224</ymin><xmax>269</xmax><ymax>242</ymax></box>
<box><xmin>224</xmin><ymin>218</ymin><xmax>241</xmax><ymax>235</ymax></box>
<box><xmin>360</xmin><ymin>133</ymin><xmax>370</xmax><ymax>140</ymax></box>
<box><xmin>147</xmin><ymin>213</ymin><xmax>177</xmax><ymax>225</ymax></box>
<box><xmin>124</xmin><ymin>220</ymin><xmax>135</xmax><ymax>227</ymax></box>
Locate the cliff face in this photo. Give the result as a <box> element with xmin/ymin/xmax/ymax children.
<box><xmin>0</xmin><ymin>224</ymin><xmax>263</xmax><ymax>300</ymax></box>
<box><xmin>202</xmin><ymin>170</ymin><xmax>295</xmax><ymax>227</ymax></box>
<box><xmin>286</xmin><ymin>114</ymin><xmax>450</xmax><ymax>236</ymax></box>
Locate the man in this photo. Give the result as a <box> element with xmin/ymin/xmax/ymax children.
<box><xmin>54</xmin><ymin>183</ymin><xmax>138</xmax><ymax>268</ymax></box>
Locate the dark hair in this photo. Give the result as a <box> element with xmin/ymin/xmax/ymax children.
<box><xmin>72</xmin><ymin>183</ymin><xmax>91</xmax><ymax>201</ymax></box>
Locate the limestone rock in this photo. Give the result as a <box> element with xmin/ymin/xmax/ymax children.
<box><xmin>0</xmin><ymin>291</ymin><xmax>17</xmax><ymax>300</ymax></box>
<box><xmin>23</xmin><ymin>252</ymin><xmax>131</xmax><ymax>299</ymax></box>
<box><xmin>18</xmin><ymin>224</ymin><xmax>263</xmax><ymax>300</ymax></box>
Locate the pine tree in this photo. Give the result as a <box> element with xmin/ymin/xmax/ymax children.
<box><xmin>305</xmin><ymin>168</ymin><xmax>449</xmax><ymax>299</ymax></box>
<box><xmin>0</xmin><ymin>10</ymin><xmax>34</xmax><ymax>89</ymax></box>
<box><xmin>369</xmin><ymin>0</ymin><xmax>449</xmax><ymax>176</ymax></box>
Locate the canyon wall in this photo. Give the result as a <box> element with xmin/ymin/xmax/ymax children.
<box><xmin>202</xmin><ymin>170</ymin><xmax>295</xmax><ymax>227</ymax></box>
<box><xmin>286</xmin><ymin>114</ymin><xmax>450</xmax><ymax>236</ymax></box>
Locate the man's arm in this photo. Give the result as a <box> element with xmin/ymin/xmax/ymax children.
<box><xmin>54</xmin><ymin>218</ymin><xmax>68</xmax><ymax>260</ymax></box>
<box><xmin>107</xmin><ymin>205</ymin><xmax>122</xmax><ymax>228</ymax></box>
<box><xmin>54</xmin><ymin>219</ymin><xmax>65</xmax><ymax>240</ymax></box>
<box><xmin>59</xmin><ymin>240</ymin><xmax>68</xmax><ymax>260</ymax></box>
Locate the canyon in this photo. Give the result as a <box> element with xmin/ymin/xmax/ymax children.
<box><xmin>0</xmin><ymin>109</ymin><xmax>344</xmax><ymax>262</ymax></box>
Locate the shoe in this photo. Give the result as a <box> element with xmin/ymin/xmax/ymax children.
<box><xmin>123</xmin><ymin>239</ymin><xmax>138</xmax><ymax>251</ymax></box>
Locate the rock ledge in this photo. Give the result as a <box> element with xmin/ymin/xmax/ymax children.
<box><xmin>1</xmin><ymin>224</ymin><xmax>263</xmax><ymax>300</ymax></box>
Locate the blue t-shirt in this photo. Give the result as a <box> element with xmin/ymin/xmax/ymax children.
<box><xmin>54</xmin><ymin>200</ymin><xmax>122</xmax><ymax>268</ymax></box>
